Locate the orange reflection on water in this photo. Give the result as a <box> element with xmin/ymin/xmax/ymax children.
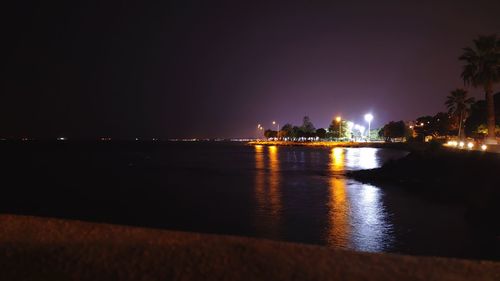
<box><xmin>330</xmin><ymin>147</ymin><xmax>345</xmax><ymax>172</ymax></box>
<box><xmin>255</xmin><ymin>145</ymin><xmax>265</xmax><ymax>206</ymax></box>
<box><xmin>254</xmin><ymin>145</ymin><xmax>282</xmax><ymax>237</ymax></box>
<box><xmin>268</xmin><ymin>146</ymin><xmax>281</xmax><ymax>216</ymax></box>
<box><xmin>327</xmin><ymin>147</ymin><xmax>351</xmax><ymax>248</ymax></box>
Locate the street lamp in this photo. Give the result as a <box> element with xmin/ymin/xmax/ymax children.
<box><xmin>257</xmin><ymin>124</ymin><xmax>264</xmax><ymax>140</ymax></box>
<box><xmin>335</xmin><ymin>116</ymin><xmax>342</xmax><ymax>140</ymax></box>
<box><xmin>272</xmin><ymin>121</ymin><xmax>280</xmax><ymax>140</ymax></box>
<box><xmin>364</xmin><ymin>114</ymin><xmax>373</xmax><ymax>141</ymax></box>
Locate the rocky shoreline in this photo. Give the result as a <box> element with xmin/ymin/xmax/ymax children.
<box><xmin>348</xmin><ymin>147</ymin><xmax>500</xmax><ymax>258</ymax></box>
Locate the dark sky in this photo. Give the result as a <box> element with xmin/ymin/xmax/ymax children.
<box><xmin>3</xmin><ymin>0</ymin><xmax>500</xmax><ymax>139</ymax></box>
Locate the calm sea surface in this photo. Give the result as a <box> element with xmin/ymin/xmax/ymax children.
<box><xmin>132</xmin><ymin>142</ymin><xmax>488</xmax><ymax>259</ymax></box>
<box><xmin>1</xmin><ymin>142</ymin><xmax>493</xmax><ymax>259</ymax></box>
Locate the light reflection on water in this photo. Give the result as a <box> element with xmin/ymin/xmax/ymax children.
<box><xmin>345</xmin><ymin>147</ymin><xmax>379</xmax><ymax>170</ymax></box>
<box><xmin>328</xmin><ymin>177</ymin><xmax>350</xmax><ymax>248</ymax></box>
<box><xmin>254</xmin><ymin>145</ymin><xmax>282</xmax><ymax>238</ymax></box>
<box><xmin>255</xmin><ymin>145</ymin><xmax>393</xmax><ymax>252</ymax></box>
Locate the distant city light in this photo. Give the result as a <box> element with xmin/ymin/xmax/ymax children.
<box><xmin>481</xmin><ymin>144</ymin><xmax>487</xmax><ymax>151</ymax></box>
<box><xmin>336</xmin><ymin>116</ymin><xmax>341</xmax><ymax>122</ymax></box>
<box><xmin>467</xmin><ymin>142</ymin><xmax>474</xmax><ymax>149</ymax></box>
<box><xmin>458</xmin><ymin>141</ymin><xmax>464</xmax><ymax>148</ymax></box>
<box><xmin>57</xmin><ymin>137</ymin><xmax>66</xmax><ymax>141</ymax></box>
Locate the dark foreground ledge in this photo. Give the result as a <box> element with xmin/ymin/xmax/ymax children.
<box><xmin>0</xmin><ymin>215</ymin><xmax>499</xmax><ymax>281</ymax></box>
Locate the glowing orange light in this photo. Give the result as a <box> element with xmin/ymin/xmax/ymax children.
<box><xmin>331</xmin><ymin>147</ymin><xmax>344</xmax><ymax>172</ymax></box>
<box><xmin>328</xmin><ymin>177</ymin><xmax>350</xmax><ymax>248</ymax></box>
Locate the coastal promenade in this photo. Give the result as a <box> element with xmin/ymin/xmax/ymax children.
<box><xmin>0</xmin><ymin>215</ymin><xmax>499</xmax><ymax>281</ymax></box>
<box><xmin>248</xmin><ymin>140</ymin><xmax>500</xmax><ymax>153</ymax></box>
<box><xmin>248</xmin><ymin>140</ymin><xmax>395</xmax><ymax>149</ymax></box>
<box><xmin>248</xmin><ymin>140</ymin><xmax>382</xmax><ymax>147</ymax></box>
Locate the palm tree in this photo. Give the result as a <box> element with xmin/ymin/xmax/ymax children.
<box><xmin>445</xmin><ymin>89</ymin><xmax>474</xmax><ymax>139</ymax></box>
<box><xmin>459</xmin><ymin>34</ymin><xmax>500</xmax><ymax>144</ymax></box>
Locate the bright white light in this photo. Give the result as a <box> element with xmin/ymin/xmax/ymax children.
<box><xmin>354</xmin><ymin>124</ymin><xmax>360</xmax><ymax>130</ymax></box>
<box><xmin>459</xmin><ymin>141</ymin><xmax>464</xmax><ymax>148</ymax></box>
<box><xmin>364</xmin><ymin>114</ymin><xmax>373</xmax><ymax>122</ymax></box>
<box><xmin>481</xmin><ymin>144</ymin><xmax>487</xmax><ymax>151</ymax></box>
<box><xmin>57</xmin><ymin>137</ymin><xmax>66</xmax><ymax>141</ymax></box>
<box><xmin>359</xmin><ymin>126</ymin><xmax>365</xmax><ymax>134</ymax></box>
<box><xmin>467</xmin><ymin>142</ymin><xmax>474</xmax><ymax>149</ymax></box>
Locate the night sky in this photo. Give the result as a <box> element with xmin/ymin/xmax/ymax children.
<box><xmin>3</xmin><ymin>1</ymin><xmax>500</xmax><ymax>139</ymax></box>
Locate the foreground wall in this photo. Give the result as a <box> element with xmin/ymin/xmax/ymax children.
<box><xmin>0</xmin><ymin>215</ymin><xmax>499</xmax><ymax>281</ymax></box>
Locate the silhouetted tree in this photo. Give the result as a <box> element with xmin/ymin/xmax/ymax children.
<box><xmin>433</xmin><ymin>112</ymin><xmax>454</xmax><ymax>136</ymax></box>
<box><xmin>280</xmin><ymin>123</ymin><xmax>293</xmax><ymax>139</ymax></box>
<box><xmin>381</xmin><ymin>121</ymin><xmax>410</xmax><ymax>142</ymax></box>
<box><xmin>414</xmin><ymin>116</ymin><xmax>433</xmax><ymax>140</ymax></box>
<box><xmin>464</xmin><ymin>92</ymin><xmax>500</xmax><ymax>136</ymax></box>
<box><xmin>378</xmin><ymin>128</ymin><xmax>385</xmax><ymax>139</ymax></box>
<box><xmin>264</xmin><ymin>129</ymin><xmax>277</xmax><ymax>139</ymax></box>
<box><xmin>414</xmin><ymin>113</ymin><xmax>454</xmax><ymax>140</ymax></box>
<box><xmin>445</xmin><ymin>89</ymin><xmax>474</xmax><ymax>139</ymax></box>
<box><xmin>300</xmin><ymin>116</ymin><xmax>316</xmax><ymax>136</ymax></box>
<box><xmin>292</xmin><ymin>126</ymin><xmax>303</xmax><ymax>139</ymax></box>
<box><xmin>316</xmin><ymin>128</ymin><xmax>327</xmax><ymax>139</ymax></box>
<box><xmin>460</xmin><ymin>35</ymin><xmax>500</xmax><ymax>142</ymax></box>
